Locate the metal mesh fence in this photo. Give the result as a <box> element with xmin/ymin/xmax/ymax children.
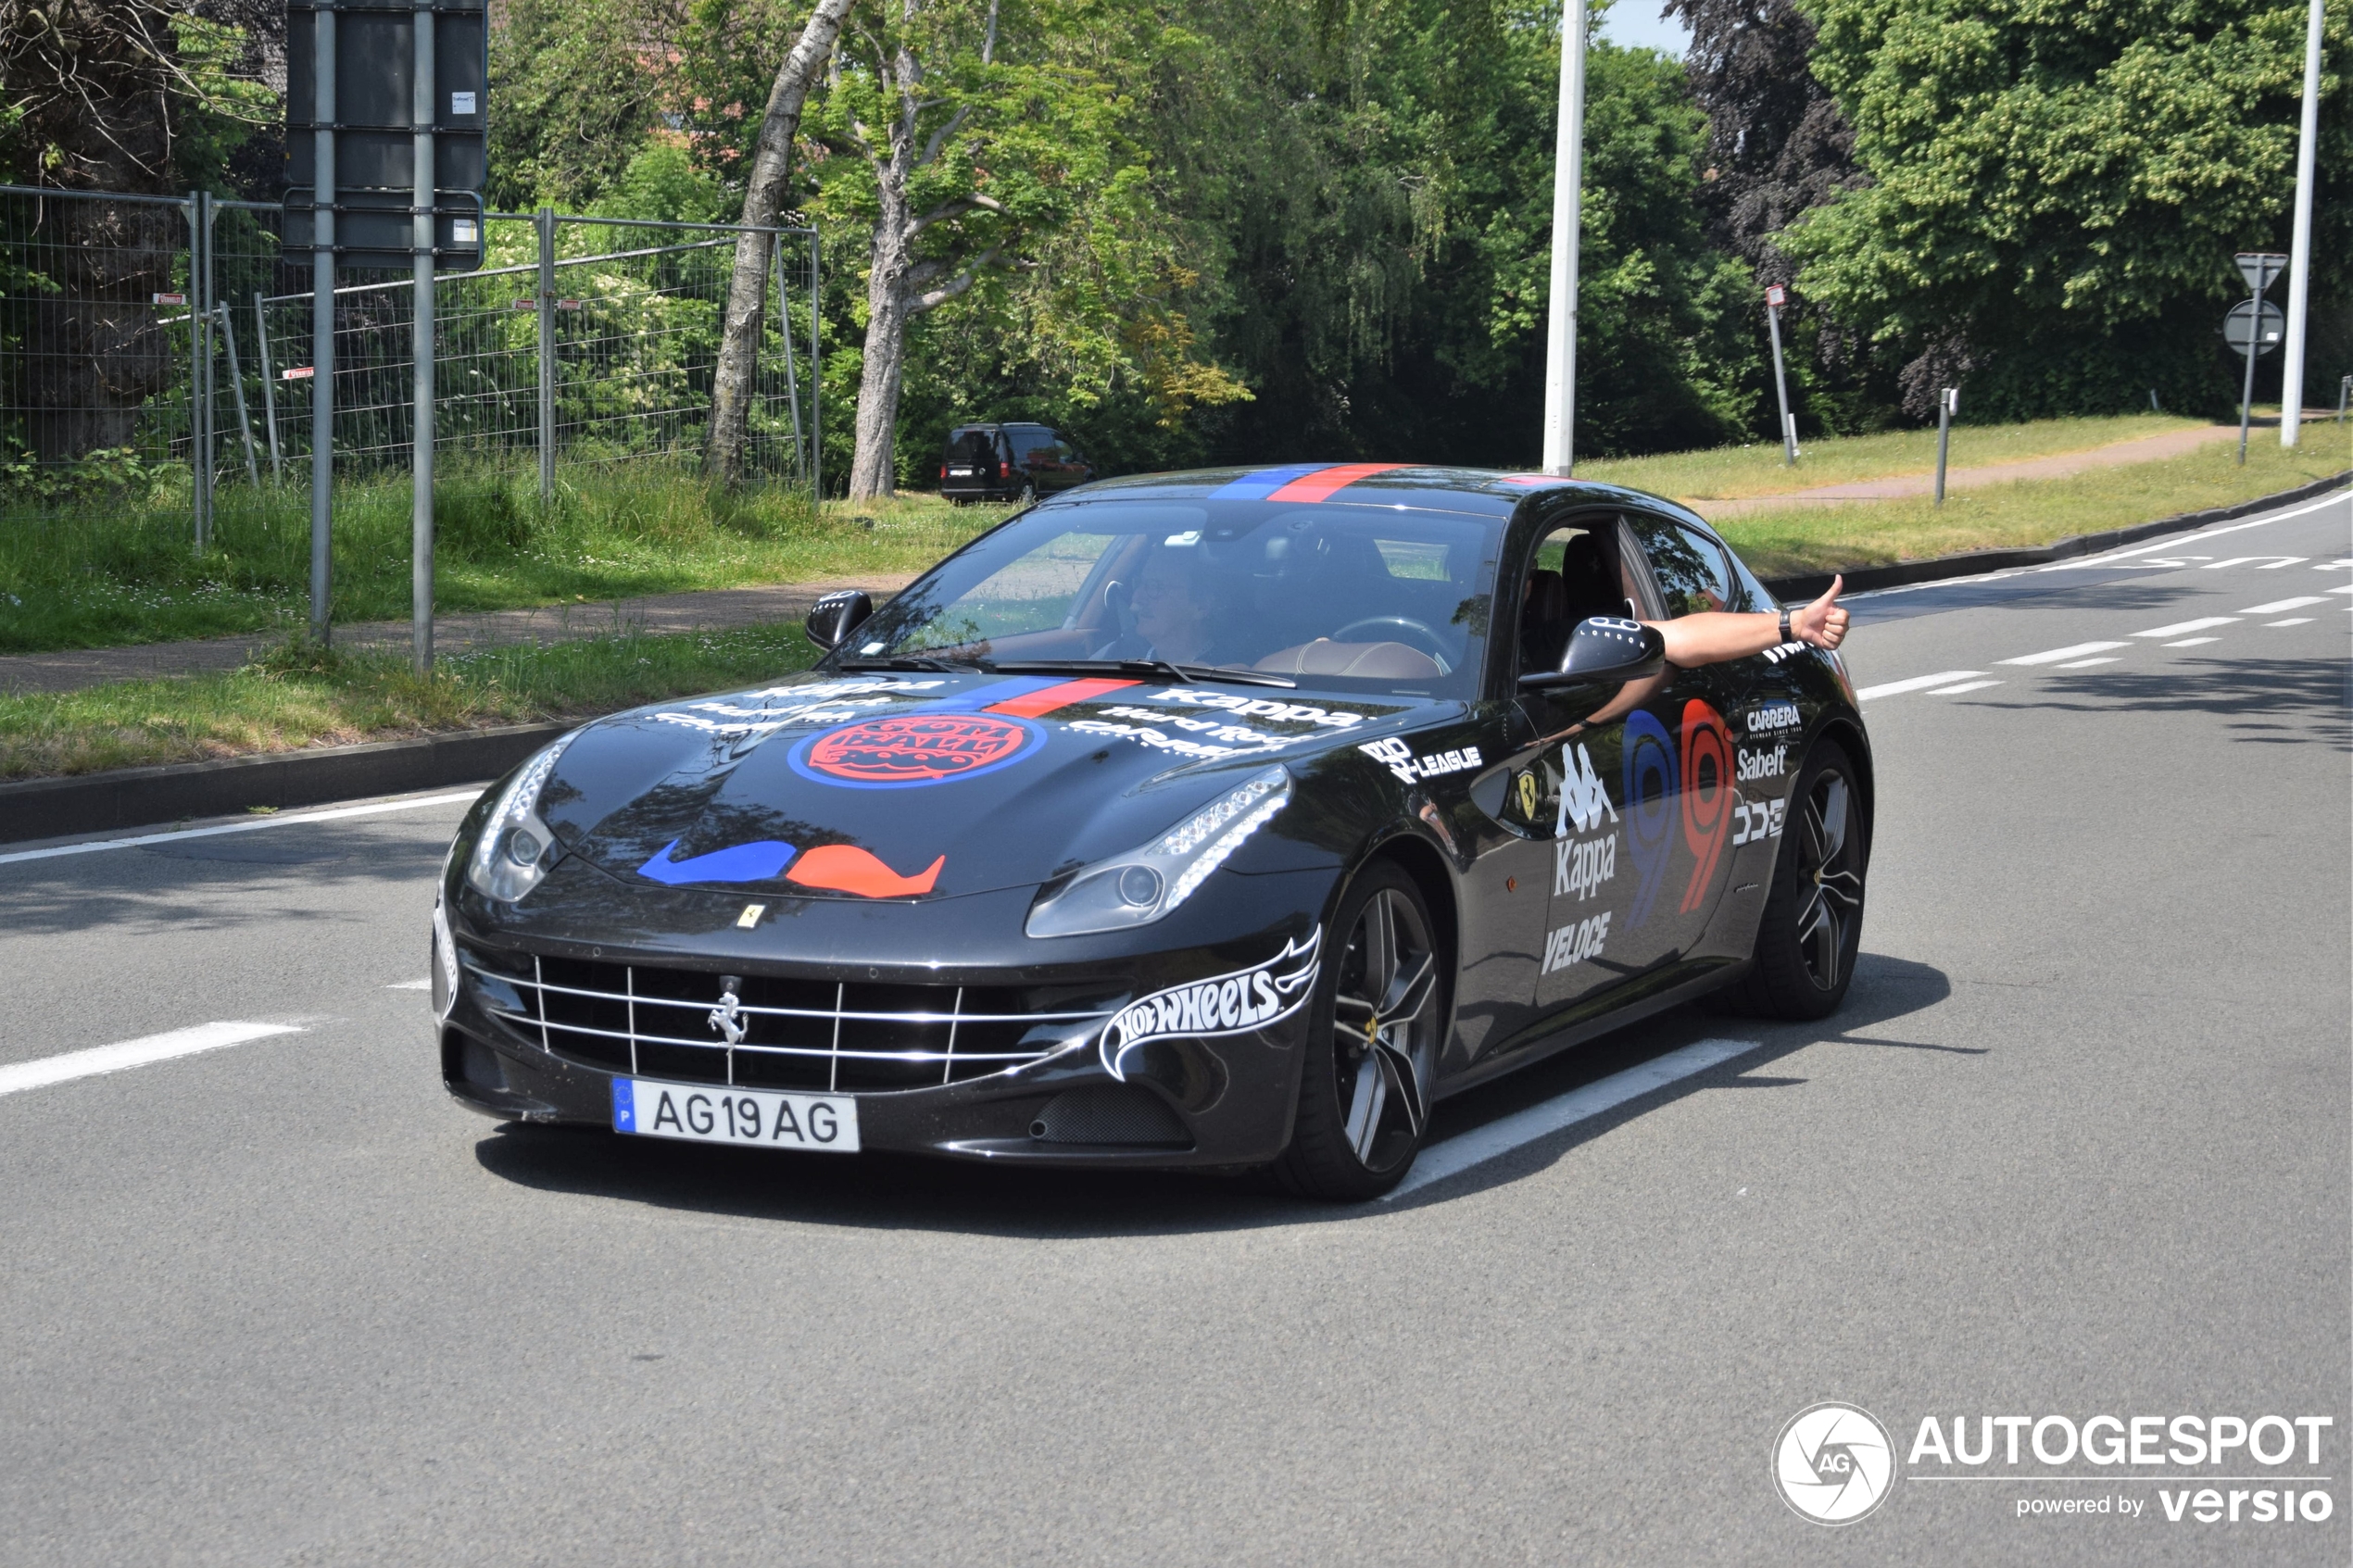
<box><xmin>0</xmin><ymin>184</ymin><xmax>820</xmax><ymax>525</ymax></box>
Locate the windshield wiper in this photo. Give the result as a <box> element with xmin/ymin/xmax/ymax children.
<box><xmin>835</xmin><ymin>655</ymin><xmax>992</xmax><ymax>673</ymax></box>
<box><xmin>988</xmin><ymin>659</ymin><xmax>1297</xmax><ymax>689</ymax></box>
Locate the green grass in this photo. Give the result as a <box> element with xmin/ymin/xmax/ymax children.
<box><xmin>0</xmin><ymin>461</ymin><xmax>1012</xmax><ymax>655</ymax></box>
<box><xmin>1713</xmin><ymin>430</ymin><xmax>2353</xmax><ymax>580</ymax></box>
<box><xmin>0</xmin><ymin>621</ymin><xmax>822</xmax><ymax>780</ymax></box>
<box><xmin>1581</xmin><ymin>412</ymin><xmax>2214</xmax><ymax>501</ymax></box>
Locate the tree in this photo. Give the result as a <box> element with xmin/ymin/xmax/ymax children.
<box><xmin>1782</xmin><ymin>0</ymin><xmax>2353</xmax><ymax>420</ymax></box>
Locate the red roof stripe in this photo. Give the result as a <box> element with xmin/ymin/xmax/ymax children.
<box><xmin>1265</xmin><ymin>462</ymin><xmax>1410</xmax><ymax>503</ymax></box>
<box><xmin>984</xmin><ymin>677</ymin><xmax>1139</xmax><ymax>717</ymax></box>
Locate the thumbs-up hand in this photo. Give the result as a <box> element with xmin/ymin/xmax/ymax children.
<box><xmin>1792</xmin><ymin>574</ymin><xmax>1848</xmax><ymax>649</ymax></box>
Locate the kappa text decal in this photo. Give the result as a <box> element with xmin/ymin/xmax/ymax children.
<box><xmin>1099</xmin><ymin>933</ymin><xmax>1321</xmax><ymax>1081</ymax></box>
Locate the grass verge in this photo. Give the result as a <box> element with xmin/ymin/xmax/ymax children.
<box><xmin>1712</xmin><ymin>433</ymin><xmax>2352</xmax><ymax>580</ymax></box>
<box><xmin>0</xmin><ymin>621</ymin><xmax>819</xmax><ymax>781</ymax></box>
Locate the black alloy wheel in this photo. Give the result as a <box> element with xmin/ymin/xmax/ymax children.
<box><xmin>1277</xmin><ymin>861</ymin><xmax>1443</xmax><ymax>1199</ymax></box>
<box><xmin>1725</xmin><ymin>740</ymin><xmax>1868</xmax><ymax>1020</ymax></box>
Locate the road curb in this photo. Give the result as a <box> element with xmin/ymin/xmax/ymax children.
<box><xmin>5</xmin><ymin>472</ymin><xmax>2345</xmax><ymax>847</ymax></box>
<box><xmin>1759</xmin><ymin>470</ymin><xmax>2352</xmax><ymax>602</ymax></box>
<box><xmin>0</xmin><ymin>721</ymin><xmax>565</xmax><ymax>845</ymax></box>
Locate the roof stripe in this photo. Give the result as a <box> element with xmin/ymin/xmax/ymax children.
<box><xmin>1265</xmin><ymin>462</ymin><xmax>1410</xmax><ymax>503</ymax></box>
<box><xmin>985</xmin><ymin>677</ymin><xmax>1139</xmax><ymax>717</ymax></box>
<box><xmin>1205</xmin><ymin>463</ymin><xmax>1328</xmax><ymax>501</ymax></box>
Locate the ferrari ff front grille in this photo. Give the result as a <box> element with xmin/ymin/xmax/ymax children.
<box><xmin>463</xmin><ymin>949</ymin><xmax>1115</xmax><ymax>1092</ymax></box>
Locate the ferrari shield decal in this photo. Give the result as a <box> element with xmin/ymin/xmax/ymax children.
<box><xmin>1098</xmin><ymin>932</ymin><xmax>1321</xmax><ymax>1081</ymax></box>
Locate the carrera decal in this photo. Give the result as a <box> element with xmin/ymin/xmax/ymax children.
<box><xmin>1622</xmin><ymin>710</ymin><xmax>1677</xmax><ymax>930</ymax></box>
<box><xmin>785</xmin><ymin>844</ymin><xmax>944</xmax><ymax>897</ymax></box>
<box><xmin>985</xmin><ymin>677</ymin><xmax>1139</xmax><ymax>717</ymax></box>
<box><xmin>1678</xmin><ymin>699</ymin><xmax>1734</xmax><ymax>915</ymax></box>
<box><xmin>1745</xmin><ymin>701</ymin><xmax>1801</xmax><ymax>734</ymax></box>
<box><xmin>1264</xmin><ymin>462</ymin><xmax>1410</xmax><ymax>503</ymax></box>
<box><xmin>790</xmin><ymin>712</ymin><xmax>1044</xmax><ymax>788</ymax></box>
<box><xmin>1098</xmin><ymin>933</ymin><xmax>1321</xmax><ymax>1081</ymax></box>
<box><xmin>1206</xmin><ymin>463</ymin><xmax>1332</xmax><ymax>500</ymax></box>
<box><xmin>638</xmin><ymin>838</ymin><xmax>799</xmax><ymax>885</ymax></box>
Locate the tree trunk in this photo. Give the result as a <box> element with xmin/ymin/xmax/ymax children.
<box><xmin>848</xmin><ymin>194</ymin><xmax>916</xmax><ymax>501</ymax></box>
<box><xmin>26</xmin><ymin>197</ymin><xmax>179</xmax><ymax>461</ymax></box>
<box><xmin>703</xmin><ymin>0</ymin><xmax>856</xmax><ymax>487</ymax></box>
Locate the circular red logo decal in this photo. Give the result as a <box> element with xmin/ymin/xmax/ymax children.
<box><xmin>796</xmin><ymin>712</ymin><xmax>1040</xmax><ymax>787</ymax></box>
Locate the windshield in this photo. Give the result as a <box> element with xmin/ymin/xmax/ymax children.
<box><xmin>840</xmin><ymin>497</ymin><xmax>1503</xmax><ymax>697</ymax></box>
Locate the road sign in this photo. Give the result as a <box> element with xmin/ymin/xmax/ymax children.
<box><xmin>1765</xmin><ymin>284</ymin><xmax>1787</xmax><ymax>307</ymax></box>
<box><xmin>283</xmin><ymin>0</ymin><xmax>488</xmax><ymax>270</ymax></box>
<box><xmin>2234</xmin><ymin>252</ymin><xmax>2289</xmax><ymax>296</ymax></box>
<box><xmin>2224</xmin><ymin>299</ymin><xmax>2286</xmax><ymax>358</ymax></box>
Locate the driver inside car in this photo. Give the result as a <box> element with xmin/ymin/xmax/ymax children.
<box><xmin>1094</xmin><ymin>547</ymin><xmax>1223</xmax><ymax>665</ymax></box>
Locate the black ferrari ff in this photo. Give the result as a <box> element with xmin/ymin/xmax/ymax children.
<box><xmin>436</xmin><ymin>463</ymin><xmax>1871</xmax><ymax>1198</ymax></box>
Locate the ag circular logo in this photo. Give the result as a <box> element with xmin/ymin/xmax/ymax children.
<box><xmin>792</xmin><ymin>712</ymin><xmax>1042</xmax><ymax>788</ymax></box>
<box><xmin>1773</xmin><ymin>1402</ymin><xmax>1895</xmax><ymax>1524</ymax></box>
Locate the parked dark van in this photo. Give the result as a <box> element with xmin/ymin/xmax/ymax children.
<box><xmin>937</xmin><ymin>421</ymin><xmax>1094</xmax><ymax>503</ymax></box>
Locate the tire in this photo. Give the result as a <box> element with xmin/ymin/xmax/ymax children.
<box><xmin>1276</xmin><ymin>861</ymin><xmax>1445</xmax><ymax>1200</ymax></box>
<box><xmin>1722</xmin><ymin>739</ymin><xmax>1869</xmax><ymax>1020</ymax></box>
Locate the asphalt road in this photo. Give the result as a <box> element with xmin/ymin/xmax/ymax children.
<box><xmin>2</xmin><ymin>490</ymin><xmax>2346</xmax><ymax>1566</ymax></box>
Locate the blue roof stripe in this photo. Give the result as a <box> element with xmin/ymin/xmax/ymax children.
<box><xmin>1206</xmin><ymin>464</ymin><xmax>1329</xmax><ymax>501</ymax></box>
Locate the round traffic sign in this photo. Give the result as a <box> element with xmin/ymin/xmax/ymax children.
<box><xmin>2223</xmin><ymin>299</ymin><xmax>2285</xmax><ymax>358</ymax></box>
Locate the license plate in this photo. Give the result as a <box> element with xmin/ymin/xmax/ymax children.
<box><xmin>948</xmin><ymin>467</ymin><xmax>973</xmax><ymax>475</ymax></box>
<box><xmin>610</xmin><ymin>1076</ymin><xmax>860</xmax><ymax>1152</ymax></box>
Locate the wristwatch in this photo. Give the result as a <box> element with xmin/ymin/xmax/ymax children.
<box><xmin>1778</xmin><ymin>608</ymin><xmax>1793</xmax><ymax>644</ymax></box>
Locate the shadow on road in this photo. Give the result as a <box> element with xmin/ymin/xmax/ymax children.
<box><xmin>470</xmin><ymin>952</ymin><xmax>1961</xmax><ymax>1235</ymax></box>
<box><xmin>1987</xmin><ymin>659</ymin><xmax>2351</xmax><ymax>749</ymax></box>
<box><xmin>0</xmin><ymin>826</ymin><xmax>447</xmax><ymax>938</ymax></box>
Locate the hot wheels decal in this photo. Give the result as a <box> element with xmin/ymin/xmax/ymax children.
<box><xmin>791</xmin><ymin>712</ymin><xmax>1044</xmax><ymax>788</ymax></box>
<box><xmin>1098</xmin><ymin>933</ymin><xmax>1321</xmax><ymax>1081</ymax></box>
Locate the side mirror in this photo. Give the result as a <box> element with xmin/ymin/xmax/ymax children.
<box><xmin>806</xmin><ymin>590</ymin><xmax>874</xmax><ymax>650</ymax></box>
<box><xmin>1517</xmin><ymin>616</ymin><xmax>1666</xmax><ymax>691</ymax></box>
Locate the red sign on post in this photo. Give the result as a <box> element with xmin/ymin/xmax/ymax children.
<box><xmin>282</xmin><ymin>367</ymin><xmax>316</xmax><ymax>380</ymax></box>
<box><xmin>152</xmin><ymin>293</ymin><xmax>187</xmax><ymax>306</ymax></box>
<box><xmin>1765</xmin><ymin>284</ymin><xmax>1787</xmax><ymax>308</ymax></box>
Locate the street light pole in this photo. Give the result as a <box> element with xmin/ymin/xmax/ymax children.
<box><xmin>2279</xmin><ymin>0</ymin><xmax>2322</xmax><ymax>448</ymax></box>
<box><xmin>1765</xmin><ymin>283</ymin><xmax>1795</xmax><ymax>466</ymax></box>
<box><xmin>1540</xmin><ymin>0</ymin><xmax>1588</xmax><ymax>477</ymax></box>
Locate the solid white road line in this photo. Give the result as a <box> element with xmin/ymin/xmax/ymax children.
<box><xmin>0</xmin><ymin>1022</ymin><xmax>303</xmax><ymax>1098</ymax></box>
<box><xmin>385</xmin><ymin>979</ymin><xmax>434</xmax><ymax>991</ymax></box>
<box><xmin>2332</xmin><ymin>584</ymin><xmax>2353</xmax><ymax>595</ymax></box>
<box><xmin>2134</xmin><ymin>617</ymin><xmax>2239</xmax><ymax>638</ymax></box>
<box><xmin>0</xmin><ymin>790</ymin><xmax>483</xmax><ymax>869</ymax></box>
<box><xmin>2266</xmin><ymin>618</ymin><xmax>2314</xmax><ymax>627</ymax></box>
<box><xmin>2203</xmin><ymin>557</ymin><xmax>2307</xmax><ymax>570</ymax></box>
<box><xmin>1856</xmin><ymin>670</ymin><xmax>1983</xmax><ymax>700</ymax></box>
<box><xmin>1380</xmin><ymin>1038</ymin><xmax>1761</xmax><ymax>1201</ymax></box>
<box><xmin>2056</xmin><ymin>657</ymin><xmax>2120</xmax><ymax>669</ymax></box>
<box><xmin>2165</xmin><ymin>637</ymin><xmax>2221</xmax><ymax>647</ymax></box>
<box><xmin>1925</xmin><ymin>680</ymin><xmax>2002</xmax><ymax>696</ymax></box>
<box><xmin>2002</xmin><ymin>641</ymin><xmax>2129</xmax><ymax>666</ymax></box>
<box><xmin>2242</xmin><ymin>596</ymin><xmax>2329</xmax><ymax>614</ymax></box>
<box><xmin>2038</xmin><ymin>489</ymin><xmax>2353</xmax><ymax>571</ymax></box>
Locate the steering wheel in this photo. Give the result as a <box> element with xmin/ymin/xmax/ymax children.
<box><xmin>1331</xmin><ymin>616</ymin><xmax>1453</xmax><ymax>674</ymax></box>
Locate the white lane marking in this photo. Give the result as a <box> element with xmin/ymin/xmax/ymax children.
<box><xmin>1381</xmin><ymin>1038</ymin><xmax>1759</xmax><ymax>1201</ymax></box>
<box><xmin>2001</xmin><ymin>641</ymin><xmax>2129</xmax><ymax>666</ymax></box>
<box><xmin>0</xmin><ymin>790</ymin><xmax>483</xmax><ymax>868</ymax></box>
<box><xmin>2134</xmin><ymin>617</ymin><xmax>2239</xmax><ymax>637</ymax></box>
<box><xmin>2266</xmin><ymin>618</ymin><xmax>2315</xmax><ymax>627</ymax></box>
<box><xmin>2331</xmin><ymin>584</ymin><xmax>2353</xmax><ymax>595</ymax></box>
<box><xmin>1926</xmin><ymin>680</ymin><xmax>2003</xmax><ymax>696</ymax></box>
<box><xmin>1856</xmin><ymin>670</ymin><xmax>1983</xmax><ymax>700</ymax></box>
<box><xmin>2036</xmin><ymin>490</ymin><xmax>2353</xmax><ymax>571</ymax></box>
<box><xmin>2199</xmin><ymin>557</ymin><xmax>2309</xmax><ymax>570</ymax></box>
<box><xmin>385</xmin><ymin>979</ymin><xmax>434</xmax><ymax>991</ymax></box>
<box><xmin>0</xmin><ymin>1022</ymin><xmax>303</xmax><ymax>1098</ymax></box>
<box><xmin>2056</xmin><ymin>657</ymin><xmax>2121</xmax><ymax>669</ymax></box>
<box><xmin>2241</xmin><ymin>596</ymin><xmax>2328</xmax><ymax>613</ymax></box>
<box><xmin>2165</xmin><ymin>637</ymin><xmax>2221</xmax><ymax>647</ymax></box>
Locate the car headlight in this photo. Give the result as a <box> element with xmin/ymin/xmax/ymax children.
<box><xmin>465</xmin><ymin>736</ymin><xmax>573</xmax><ymax>903</ymax></box>
<box><xmin>1026</xmin><ymin>765</ymin><xmax>1290</xmax><ymax>938</ymax></box>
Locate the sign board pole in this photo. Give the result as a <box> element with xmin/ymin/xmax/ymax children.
<box><xmin>2237</xmin><ymin>272</ymin><xmax>2260</xmax><ymax>467</ymax></box>
<box><xmin>1765</xmin><ymin>286</ymin><xmax>1795</xmax><ymax>466</ymax></box>
<box><xmin>193</xmin><ymin>189</ymin><xmax>214</xmax><ymax>554</ymax></box>
<box><xmin>536</xmin><ymin>207</ymin><xmax>555</xmax><ymax>504</ymax></box>
<box><xmin>411</xmin><ymin>0</ymin><xmax>435</xmax><ymax>674</ymax></box>
<box><xmin>1540</xmin><ymin>0</ymin><xmax>1587</xmax><ymax>476</ymax></box>
<box><xmin>2279</xmin><ymin>0</ymin><xmax>2322</xmax><ymax>448</ymax></box>
<box><xmin>810</xmin><ymin>228</ymin><xmax>822</xmax><ymax>506</ymax></box>
<box><xmin>255</xmin><ymin>291</ymin><xmax>283</xmax><ymax>483</ymax></box>
<box><xmin>1934</xmin><ymin>387</ymin><xmax>1957</xmax><ymax>504</ymax></box>
<box><xmin>309</xmin><ymin>4</ymin><xmax>335</xmax><ymax>644</ymax></box>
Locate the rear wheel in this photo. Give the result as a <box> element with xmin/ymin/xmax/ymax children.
<box><xmin>1277</xmin><ymin>862</ymin><xmax>1443</xmax><ymax>1200</ymax></box>
<box><xmin>1723</xmin><ymin>740</ymin><xmax>1868</xmax><ymax>1020</ymax></box>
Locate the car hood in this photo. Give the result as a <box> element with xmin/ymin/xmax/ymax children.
<box><xmin>534</xmin><ymin>670</ymin><xmax>1434</xmax><ymax>902</ymax></box>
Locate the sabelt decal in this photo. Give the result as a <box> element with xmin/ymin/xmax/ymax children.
<box><xmin>1541</xmin><ymin>911</ymin><xmax>1610</xmax><ymax>974</ymax></box>
<box><xmin>1736</xmin><ymin>744</ymin><xmax>1789</xmax><ymax>782</ymax></box>
<box><xmin>1358</xmin><ymin>736</ymin><xmax>1483</xmax><ymax>784</ymax></box>
<box><xmin>1098</xmin><ymin>933</ymin><xmax>1321</xmax><ymax>1081</ymax></box>
<box><xmin>1745</xmin><ymin>701</ymin><xmax>1801</xmax><ymax>734</ymax></box>
<box><xmin>790</xmin><ymin>711</ymin><xmax>1044</xmax><ymax>788</ymax></box>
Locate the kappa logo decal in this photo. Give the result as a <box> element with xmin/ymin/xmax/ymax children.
<box><xmin>1554</xmin><ymin>742</ymin><xmax>1618</xmax><ymax>838</ymax></box>
<box><xmin>1098</xmin><ymin>933</ymin><xmax>1321</xmax><ymax>1081</ymax></box>
<box><xmin>791</xmin><ymin>711</ymin><xmax>1043</xmax><ymax>788</ymax></box>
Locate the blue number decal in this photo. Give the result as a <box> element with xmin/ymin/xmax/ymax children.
<box><xmin>1622</xmin><ymin>710</ymin><xmax>1677</xmax><ymax>930</ymax></box>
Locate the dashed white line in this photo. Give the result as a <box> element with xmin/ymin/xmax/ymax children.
<box><xmin>0</xmin><ymin>790</ymin><xmax>483</xmax><ymax>868</ymax></box>
<box><xmin>1856</xmin><ymin>671</ymin><xmax>1983</xmax><ymax>700</ymax></box>
<box><xmin>2203</xmin><ymin>557</ymin><xmax>2308</xmax><ymax>570</ymax></box>
<box><xmin>2056</xmin><ymin>657</ymin><xmax>2121</xmax><ymax>669</ymax></box>
<box><xmin>2266</xmin><ymin>618</ymin><xmax>2314</xmax><ymax>627</ymax></box>
<box><xmin>2001</xmin><ymin>641</ymin><xmax>2129</xmax><ymax>666</ymax></box>
<box><xmin>2134</xmin><ymin>617</ymin><xmax>2238</xmax><ymax>638</ymax></box>
<box><xmin>2332</xmin><ymin>585</ymin><xmax>2353</xmax><ymax>596</ymax></box>
<box><xmin>2241</xmin><ymin>596</ymin><xmax>2329</xmax><ymax>614</ymax></box>
<box><xmin>385</xmin><ymin>979</ymin><xmax>434</xmax><ymax>991</ymax></box>
<box><xmin>2165</xmin><ymin>637</ymin><xmax>2220</xmax><ymax>647</ymax></box>
<box><xmin>0</xmin><ymin>1022</ymin><xmax>304</xmax><ymax>1098</ymax></box>
<box><xmin>1381</xmin><ymin>1038</ymin><xmax>1761</xmax><ymax>1201</ymax></box>
<box><xmin>1926</xmin><ymin>680</ymin><xmax>2003</xmax><ymax>696</ymax></box>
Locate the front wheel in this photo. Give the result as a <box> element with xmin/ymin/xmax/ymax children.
<box><xmin>1723</xmin><ymin>740</ymin><xmax>1868</xmax><ymax>1020</ymax></box>
<box><xmin>1276</xmin><ymin>862</ymin><xmax>1444</xmax><ymax>1200</ymax></box>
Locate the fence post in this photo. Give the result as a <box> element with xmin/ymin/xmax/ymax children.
<box><xmin>219</xmin><ymin>302</ymin><xmax>261</xmax><ymax>488</ymax></box>
<box><xmin>537</xmin><ymin>207</ymin><xmax>556</xmax><ymax>504</ymax></box>
<box><xmin>255</xmin><ymin>292</ymin><xmax>283</xmax><ymax>482</ymax></box>
<box><xmin>310</xmin><ymin>1</ymin><xmax>338</xmax><ymax>644</ymax></box>
<box><xmin>192</xmin><ymin>190</ymin><xmax>214</xmax><ymax>552</ymax></box>
<box><xmin>809</xmin><ymin>228</ymin><xmax>822</xmax><ymax>506</ymax></box>
<box><xmin>410</xmin><ymin>0</ymin><xmax>436</xmax><ymax>674</ymax></box>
